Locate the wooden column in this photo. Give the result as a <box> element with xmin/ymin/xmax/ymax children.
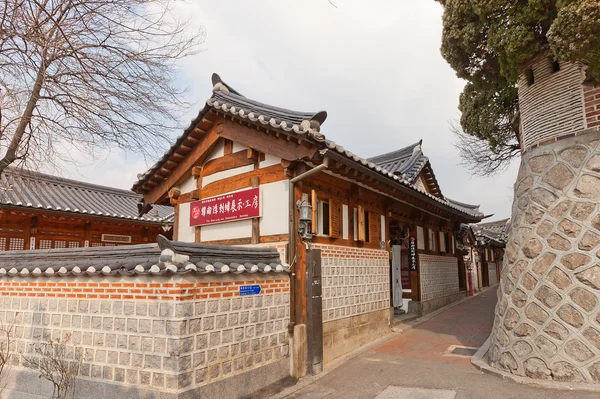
<box><xmin>294</xmin><ymin>164</ymin><xmax>308</xmax><ymax>326</ymax></box>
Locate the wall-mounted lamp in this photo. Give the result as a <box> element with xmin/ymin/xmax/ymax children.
<box><xmin>296</xmin><ymin>196</ymin><xmax>313</xmax><ymax>241</ymax></box>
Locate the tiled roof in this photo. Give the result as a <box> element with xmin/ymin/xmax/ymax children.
<box><xmin>133</xmin><ymin>73</ymin><xmax>485</xmax><ymax>221</ymax></box>
<box><xmin>367</xmin><ymin>141</ymin><xmax>428</xmax><ymax>182</ymax></box>
<box><xmin>0</xmin><ymin>235</ymin><xmax>287</xmax><ymax>277</ymax></box>
<box><xmin>132</xmin><ymin>73</ymin><xmax>327</xmax><ymax>192</ymax></box>
<box><xmin>475</xmin><ymin>218</ymin><xmax>510</xmax><ymax>245</ymax></box>
<box><xmin>0</xmin><ymin>168</ymin><xmax>173</xmax><ymax>223</ymax></box>
<box><xmin>446</xmin><ymin>198</ymin><xmax>481</xmax><ymax>216</ymax></box>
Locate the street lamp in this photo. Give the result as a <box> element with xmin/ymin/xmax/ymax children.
<box><xmin>296</xmin><ymin>198</ymin><xmax>313</xmax><ymax>241</ymax></box>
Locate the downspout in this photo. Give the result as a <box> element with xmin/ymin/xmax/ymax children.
<box><xmin>288</xmin><ymin>157</ymin><xmax>329</xmax><ymax>333</ymax></box>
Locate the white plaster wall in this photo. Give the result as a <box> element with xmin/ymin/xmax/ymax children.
<box><xmin>202</xmin><ymin>165</ymin><xmax>254</xmax><ymax>188</ymax></box>
<box><xmin>232</xmin><ymin>142</ymin><xmax>248</xmax><ymax>152</ymax></box>
<box><xmin>259</xmin><ymin>181</ymin><xmax>289</xmax><ymax>236</ymax></box>
<box><xmin>203</xmin><ymin>140</ymin><xmax>224</xmax><ymax>163</ymax></box>
<box><xmin>201</xmin><ymin>219</ymin><xmax>252</xmax><ymax>241</ymax></box>
<box><xmin>260</xmin><ymin>154</ymin><xmax>281</xmax><ymax>168</ymax></box>
<box><xmin>179</xmin><ymin>175</ymin><xmax>196</xmax><ymax>194</ymax></box>
<box><xmin>177</xmin><ymin>202</ymin><xmax>196</xmax><ymax>242</ymax></box>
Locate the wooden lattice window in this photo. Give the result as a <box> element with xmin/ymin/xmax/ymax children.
<box><xmin>9</xmin><ymin>238</ymin><xmax>24</xmax><ymax>251</ymax></box>
<box><xmin>0</xmin><ymin>238</ymin><xmax>6</xmax><ymax>251</ymax></box>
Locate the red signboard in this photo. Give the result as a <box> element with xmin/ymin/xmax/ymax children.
<box><xmin>189</xmin><ymin>187</ymin><xmax>260</xmax><ymax>226</ymax></box>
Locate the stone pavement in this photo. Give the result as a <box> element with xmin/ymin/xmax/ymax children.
<box><xmin>273</xmin><ymin>288</ymin><xmax>600</xmax><ymax>399</ymax></box>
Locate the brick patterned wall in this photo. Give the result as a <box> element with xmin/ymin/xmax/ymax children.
<box><xmin>419</xmin><ymin>254</ymin><xmax>459</xmax><ymax>302</ymax></box>
<box><xmin>584</xmin><ymin>83</ymin><xmax>600</xmax><ymax>129</ymax></box>
<box><xmin>312</xmin><ymin>244</ymin><xmax>390</xmax><ymax>323</ymax></box>
<box><xmin>0</xmin><ymin>274</ymin><xmax>289</xmax><ymax>392</ymax></box>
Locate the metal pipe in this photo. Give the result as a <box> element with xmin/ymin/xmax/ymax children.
<box><xmin>288</xmin><ymin>159</ymin><xmax>329</xmax><ymax>333</ymax></box>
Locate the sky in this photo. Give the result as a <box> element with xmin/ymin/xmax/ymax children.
<box><xmin>63</xmin><ymin>0</ymin><xmax>519</xmax><ymax>220</ymax></box>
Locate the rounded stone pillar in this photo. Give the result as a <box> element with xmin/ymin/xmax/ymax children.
<box><xmin>488</xmin><ymin>59</ymin><xmax>600</xmax><ymax>382</ymax></box>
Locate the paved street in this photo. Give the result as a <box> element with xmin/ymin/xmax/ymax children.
<box><xmin>277</xmin><ymin>288</ymin><xmax>599</xmax><ymax>399</ymax></box>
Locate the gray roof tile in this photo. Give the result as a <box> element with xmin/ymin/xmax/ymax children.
<box><xmin>367</xmin><ymin>141</ymin><xmax>428</xmax><ymax>182</ymax></box>
<box><xmin>0</xmin><ymin>235</ymin><xmax>287</xmax><ymax>277</ymax></box>
<box><xmin>1</xmin><ymin>168</ymin><xmax>173</xmax><ymax>223</ymax></box>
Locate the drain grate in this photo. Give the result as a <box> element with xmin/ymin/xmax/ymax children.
<box><xmin>450</xmin><ymin>347</ymin><xmax>477</xmax><ymax>356</ymax></box>
<box><xmin>443</xmin><ymin>345</ymin><xmax>478</xmax><ymax>357</ymax></box>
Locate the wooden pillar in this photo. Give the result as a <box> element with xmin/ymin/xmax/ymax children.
<box><xmin>294</xmin><ymin>164</ymin><xmax>308</xmax><ymax>326</ymax></box>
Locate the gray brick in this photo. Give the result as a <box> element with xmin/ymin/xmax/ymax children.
<box><xmin>135</xmin><ymin>302</ymin><xmax>148</xmax><ymax>316</ymax></box>
<box><xmin>117</xmin><ymin>334</ymin><xmax>128</xmax><ymax>349</ymax></box>
<box><xmin>228</xmin><ymin>313</ymin><xmax>239</xmax><ymax>327</ymax></box>
<box><xmin>90</xmin><ymin>300</ymin><xmax>100</xmax><ymax>314</ymax></box>
<box><xmin>209</xmin><ymin>332</ymin><xmax>221</xmax><ymax>347</ymax></box>
<box><xmin>181</xmin><ymin>337</ymin><xmax>194</xmax><ymax>354</ymax></box>
<box><xmin>112</xmin><ymin>301</ymin><xmax>123</xmax><ymax>315</ymax></box>
<box><xmin>194</xmin><ymin>302</ymin><xmax>206</xmax><ymax>316</ymax></box>
<box><xmin>152</xmin><ymin>372</ymin><xmax>165</xmax><ymax>388</ymax></box>
<box><xmin>103</xmin><ymin>317</ymin><xmax>114</xmax><ymax>331</ymax></box>
<box><xmin>240</xmin><ymin>311</ymin><xmax>249</xmax><ymax>325</ymax></box>
<box><xmin>203</xmin><ymin>316</ymin><xmax>215</xmax><ymax>332</ymax></box>
<box><xmin>180</xmin><ymin>354</ymin><xmax>192</xmax><ymax>372</ymax></box>
<box><xmin>209</xmin><ymin>364</ymin><xmax>220</xmax><ymax>379</ymax></box>
<box><xmin>175</xmin><ymin>303</ymin><xmax>193</xmax><ymax>318</ymax></box>
<box><xmin>196</xmin><ymin>334</ymin><xmax>208</xmax><ymax>350</ymax></box>
<box><xmin>207</xmin><ymin>301</ymin><xmax>219</xmax><ymax>314</ymax></box>
<box><xmin>218</xmin><ymin>346</ymin><xmax>230</xmax><ymax>360</ymax></box>
<box><xmin>207</xmin><ymin>348</ymin><xmax>217</xmax><ymax>363</ymax></box>
<box><xmin>91</xmin><ymin>364</ymin><xmax>102</xmax><ymax>379</ymax></box>
<box><xmin>93</xmin><ymin>333</ymin><xmax>104</xmax><ymax>346</ymax></box>
<box><xmin>166</xmin><ymin>320</ymin><xmax>186</xmax><ymax>335</ymax></box>
<box><xmin>234</xmin><ymin>357</ymin><xmax>244</xmax><ymax>371</ymax></box>
<box><xmin>72</xmin><ymin>315</ymin><xmax>82</xmax><ymax>328</ymax></box>
<box><xmin>222</xmin><ymin>360</ymin><xmax>232</xmax><ymax>376</ymax></box>
<box><xmin>245</xmin><ymin>354</ymin><xmax>253</xmax><ymax>367</ymax></box>
<box><xmin>140</xmin><ymin>371</ymin><xmax>151</xmax><ymax>386</ymax></box>
<box><xmin>68</xmin><ymin>300</ymin><xmax>77</xmax><ymax>313</ymax></box>
<box><xmin>219</xmin><ymin>299</ymin><xmax>231</xmax><ymax>312</ymax></box>
<box><xmin>245</xmin><ymin>325</ymin><xmax>255</xmax><ymax>338</ymax></box>
<box><xmin>148</xmin><ymin>302</ymin><xmax>159</xmax><ymax>317</ymax></box>
<box><xmin>132</xmin><ymin>353</ymin><xmax>143</xmax><ymax>368</ymax></box>
<box><xmin>126</xmin><ymin>369</ymin><xmax>138</xmax><ymax>384</ymax></box>
<box><xmin>243</xmin><ymin>298</ymin><xmax>253</xmax><ymax>309</ymax></box>
<box><xmin>129</xmin><ymin>335</ymin><xmax>141</xmax><ymax>351</ymax></box>
<box><xmin>252</xmin><ymin>338</ymin><xmax>260</xmax><ymax>352</ymax></box>
<box><xmin>144</xmin><ymin>354</ymin><xmax>162</xmax><ymax>369</ymax></box>
<box><xmin>195</xmin><ymin>367</ymin><xmax>207</xmax><ymax>384</ymax></box>
<box><xmin>95</xmin><ymin>349</ymin><xmax>107</xmax><ymax>362</ymax></box>
<box><xmin>103</xmin><ymin>366</ymin><xmax>113</xmax><ymax>380</ymax></box>
<box><xmin>167</xmin><ymin>338</ymin><xmax>180</xmax><ymax>355</ymax></box>
<box><xmin>124</xmin><ymin>302</ymin><xmax>135</xmax><ymax>316</ymax></box>
<box><xmin>230</xmin><ymin>343</ymin><xmax>239</xmax><ymax>357</ymax></box>
<box><xmin>163</xmin><ymin>355</ymin><xmax>178</xmax><ymax>372</ymax></box>
<box><xmin>119</xmin><ymin>352</ymin><xmax>131</xmax><ymax>366</ymax></box>
<box><xmin>160</xmin><ymin>303</ymin><xmax>173</xmax><ymax>318</ymax></box>
<box><xmin>48</xmin><ymin>299</ymin><xmax>58</xmax><ymax>312</ymax></box>
<box><xmin>105</xmin><ymin>333</ymin><xmax>117</xmax><ymax>348</ymax></box>
<box><xmin>82</xmin><ymin>315</ymin><xmax>91</xmax><ymax>329</ymax></box>
<box><xmin>154</xmin><ymin>338</ymin><xmax>166</xmax><ymax>353</ymax></box>
<box><xmin>82</xmin><ymin>332</ymin><xmax>94</xmax><ymax>346</ymax></box>
<box><xmin>78</xmin><ymin>300</ymin><xmax>89</xmax><ymax>313</ymax></box>
<box><xmin>216</xmin><ymin>315</ymin><xmax>227</xmax><ymax>329</ymax></box>
<box><xmin>166</xmin><ymin>374</ymin><xmax>178</xmax><ymax>389</ymax></box>
<box><xmin>91</xmin><ymin>316</ymin><xmax>102</xmax><ymax>330</ymax></box>
<box><xmin>127</xmin><ymin>319</ymin><xmax>138</xmax><ymax>333</ymax></box>
<box><xmin>107</xmin><ymin>350</ymin><xmax>118</xmax><ymax>364</ymax></box>
<box><xmin>190</xmin><ymin>317</ymin><xmax>202</xmax><ymax>332</ymax></box>
<box><xmin>80</xmin><ymin>363</ymin><xmax>91</xmax><ymax>377</ymax></box>
<box><xmin>179</xmin><ymin>371</ymin><xmax>193</xmax><ymax>388</ymax></box>
<box><xmin>193</xmin><ymin>351</ymin><xmax>206</xmax><ymax>367</ymax></box>
<box><xmin>152</xmin><ymin>320</ymin><xmax>166</xmax><ymax>335</ymax></box>
<box><xmin>240</xmin><ymin>341</ymin><xmax>249</xmax><ymax>354</ymax></box>
<box><xmin>61</xmin><ymin>315</ymin><xmax>71</xmax><ymax>328</ymax></box>
<box><xmin>139</xmin><ymin>319</ymin><xmax>151</xmax><ymax>334</ymax></box>
<box><xmin>141</xmin><ymin>336</ymin><xmax>153</xmax><ymax>352</ymax></box>
<box><xmin>101</xmin><ymin>302</ymin><xmax>112</xmax><ymax>314</ymax></box>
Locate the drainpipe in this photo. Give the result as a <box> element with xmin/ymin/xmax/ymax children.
<box><xmin>287</xmin><ymin>157</ymin><xmax>329</xmax><ymax>333</ymax></box>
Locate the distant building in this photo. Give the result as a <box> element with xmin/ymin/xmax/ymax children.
<box><xmin>0</xmin><ymin>168</ymin><xmax>173</xmax><ymax>250</ymax></box>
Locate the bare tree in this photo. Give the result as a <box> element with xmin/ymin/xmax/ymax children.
<box><xmin>25</xmin><ymin>334</ymin><xmax>84</xmax><ymax>399</ymax></box>
<box><xmin>0</xmin><ymin>0</ymin><xmax>205</xmax><ymax>177</ymax></box>
<box><xmin>451</xmin><ymin>121</ymin><xmax>521</xmax><ymax>177</ymax></box>
<box><xmin>0</xmin><ymin>319</ymin><xmax>16</xmax><ymax>394</ymax></box>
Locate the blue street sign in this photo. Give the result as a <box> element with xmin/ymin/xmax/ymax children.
<box><xmin>239</xmin><ymin>285</ymin><xmax>261</xmax><ymax>296</ymax></box>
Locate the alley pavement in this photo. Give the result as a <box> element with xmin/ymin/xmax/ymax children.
<box><xmin>276</xmin><ymin>288</ymin><xmax>599</xmax><ymax>399</ymax></box>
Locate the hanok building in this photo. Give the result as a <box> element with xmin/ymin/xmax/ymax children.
<box><xmin>474</xmin><ymin>218</ymin><xmax>509</xmax><ymax>287</ymax></box>
<box><xmin>134</xmin><ymin>74</ymin><xmax>485</xmax><ymax>377</ymax></box>
<box><xmin>0</xmin><ymin>168</ymin><xmax>173</xmax><ymax>251</ymax></box>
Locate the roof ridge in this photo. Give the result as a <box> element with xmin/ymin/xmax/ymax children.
<box><xmin>446</xmin><ymin>197</ymin><xmax>480</xmax><ymax>209</ymax></box>
<box><xmin>4</xmin><ymin>167</ymin><xmax>141</xmax><ymax>198</ymax></box>
<box><xmin>367</xmin><ymin>140</ymin><xmax>423</xmax><ymax>162</ymax></box>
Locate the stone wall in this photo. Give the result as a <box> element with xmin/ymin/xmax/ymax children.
<box><xmin>489</xmin><ymin>131</ymin><xmax>600</xmax><ymax>382</ymax></box>
<box><xmin>313</xmin><ymin>244</ymin><xmax>391</xmax><ymax>363</ymax></box>
<box><xmin>416</xmin><ymin>254</ymin><xmax>463</xmax><ymax>316</ymax></box>
<box><xmin>0</xmin><ymin>273</ymin><xmax>290</xmax><ymax>398</ymax></box>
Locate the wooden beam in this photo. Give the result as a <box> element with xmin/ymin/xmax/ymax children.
<box><xmin>223</xmin><ymin>139</ymin><xmax>233</xmax><ymax>155</ymax></box>
<box><xmin>142</xmin><ymin>126</ymin><xmax>220</xmax><ymax>205</ymax></box>
<box><xmin>201</xmin><ymin>164</ymin><xmax>286</xmax><ymax>198</ymax></box>
<box><xmin>202</xmin><ymin>149</ymin><xmax>259</xmax><ymax>177</ymax></box>
<box><xmin>217</xmin><ymin>119</ymin><xmax>318</xmax><ymax>162</ymax></box>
